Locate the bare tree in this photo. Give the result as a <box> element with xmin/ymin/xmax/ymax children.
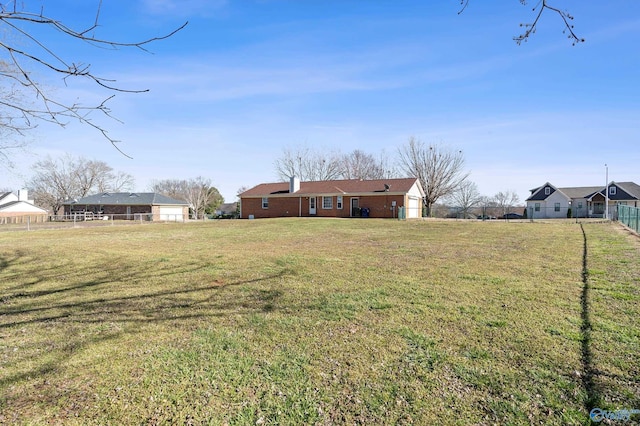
<box><xmin>340</xmin><ymin>149</ymin><xmax>388</xmax><ymax>180</ymax></box>
<box><xmin>446</xmin><ymin>180</ymin><xmax>482</xmax><ymax>218</ymax></box>
<box><xmin>184</xmin><ymin>177</ymin><xmax>218</xmax><ymax>220</ymax></box>
<box><xmin>494</xmin><ymin>190</ymin><xmax>520</xmax><ymax>217</ymax></box>
<box><xmin>152</xmin><ymin>177</ymin><xmax>223</xmax><ymax>220</ymax></box>
<box><xmin>236</xmin><ymin>186</ymin><xmax>248</xmax><ymax>197</ymax></box>
<box><xmin>106</xmin><ymin>171</ymin><xmax>136</xmax><ymax>194</ymax></box>
<box><xmin>0</xmin><ymin>110</ymin><xmax>28</xmax><ymax>167</ymax></box>
<box><xmin>0</xmin><ymin>2</ymin><xmax>186</xmax><ymax>156</ymax></box>
<box><xmin>274</xmin><ymin>145</ymin><xmax>342</xmax><ymax>182</ymax></box>
<box><xmin>458</xmin><ymin>0</ymin><xmax>584</xmax><ymax>45</ymax></box>
<box><xmin>397</xmin><ymin>137</ymin><xmax>469</xmax><ymax>217</ymax></box>
<box><xmin>28</xmin><ymin>154</ymin><xmax>134</xmax><ymax>213</ymax></box>
<box><xmin>150</xmin><ymin>179</ymin><xmax>189</xmax><ymax>201</ymax></box>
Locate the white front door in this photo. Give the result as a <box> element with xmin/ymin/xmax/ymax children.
<box><xmin>309</xmin><ymin>197</ymin><xmax>316</xmax><ymax>215</ymax></box>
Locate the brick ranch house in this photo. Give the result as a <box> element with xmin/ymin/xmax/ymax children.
<box><xmin>239</xmin><ymin>177</ymin><xmax>425</xmax><ymax>219</ymax></box>
<box><xmin>63</xmin><ymin>192</ymin><xmax>189</xmax><ymax>221</ymax></box>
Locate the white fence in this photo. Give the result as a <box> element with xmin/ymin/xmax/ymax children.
<box><xmin>0</xmin><ymin>213</ymin><xmax>186</xmax><ymax>232</ymax></box>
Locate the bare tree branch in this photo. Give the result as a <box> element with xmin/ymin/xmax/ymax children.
<box><xmin>151</xmin><ymin>177</ymin><xmax>223</xmax><ymax>220</ymax></box>
<box><xmin>459</xmin><ymin>0</ymin><xmax>584</xmax><ymax>45</ymax></box>
<box><xmin>494</xmin><ymin>190</ymin><xmax>520</xmax><ymax>216</ymax></box>
<box><xmin>0</xmin><ymin>1</ymin><xmax>187</xmax><ymax>157</ymax></box>
<box><xmin>446</xmin><ymin>180</ymin><xmax>482</xmax><ymax>218</ymax></box>
<box><xmin>397</xmin><ymin>137</ymin><xmax>469</xmax><ymax>217</ymax></box>
<box><xmin>274</xmin><ymin>145</ymin><xmax>343</xmax><ymax>182</ymax></box>
<box><xmin>339</xmin><ymin>149</ymin><xmax>398</xmax><ymax>180</ymax></box>
<box><xmin>28</xmin><ymin>154</ymin><xmax>135</xmax><ymax>213</ymax></box>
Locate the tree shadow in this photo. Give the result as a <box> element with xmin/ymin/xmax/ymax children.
<box><xmin>579</xmin><ymin>223</ymin><xmax>601</xmax><ymax>412</ymax></box>
<box><xmin>0</xmin><ymin>249</ymin><xmax>288</xmax><ymax>406</ymax></box>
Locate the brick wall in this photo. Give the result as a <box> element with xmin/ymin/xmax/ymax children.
<box><xmin>241</xmin><ymin>194</ymin><xmax>412</xmax><ymax>219</ymax></box>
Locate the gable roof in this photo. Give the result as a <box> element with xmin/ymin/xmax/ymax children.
<box><xmin>240</xmin><ymin>178</ymin><xmax>424</xmax><ymax>198</ymax></box>
<box><xmin>556</xmin><ymin>186</ymin><xmax>603</xmax><ymax>199</ymax></box>
<box><xmin>527</xmin><ymin>181</ymin><xmax>640</xmax><ymax>202</ymax></box>
<box><xmin>0</xmin><ymin>192</ymin><xmax>17</xmax><ymax>205</ymax></box>
<box><xmin>526</xmin><ymin>183</ymin><xmax>566</xmax><ymax>201</ymax></box>
<box><xmin>64</xmin><ymin>192</ymin><xmax>189</xmax><ymax>206</ymax></box>
<box><xmin>0</xmin><ymin>200</ymin><xmax>48</xmax><ymax>214</ymax></box>
<box><xmin>616</xmin><ymin>182</ymin><xmax>640</xmax><ymax>199</ymax></box>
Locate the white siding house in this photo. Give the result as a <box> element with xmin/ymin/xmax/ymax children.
<box><xmin>526</xmin><ymin>182</ymin><xmax>640</xmax><ymax>219</ymax></box>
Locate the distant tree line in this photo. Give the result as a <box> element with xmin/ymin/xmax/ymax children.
<box><xmin>274</xmin><ymin>138</ymin><xmax>471</xmax><ymax>216</ymax></box>
<box><xmin>26</xmin><ymin>154</ymin><xmax>222</xmax><ymax>218</ymax></box>
<box><xmin>29</xmin><ymin>154</ymin><xmax>135</xmax><ymax>214</ymax></box>
<box><xmin>274</xmin><ymin>137</ymin><xmax>521</xmax><ymax>218</ymax></box>
<box><xmin>150</xmin><ymin>177</ymin><xmax>223</xmax><ymax>220</ymax></box>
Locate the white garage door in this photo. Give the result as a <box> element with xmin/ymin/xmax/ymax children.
<box><xmin>159</xmin><ymin>206</ymin><xmax>184</xmax><ymax>221</ymax></box>
<box><xmin>407</xmin><ymin>198</ymin><xmax>420</xmax><ymax>218</ymax></box>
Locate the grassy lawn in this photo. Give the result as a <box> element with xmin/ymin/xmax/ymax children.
<box><xmin>0</xmin><ymin>219</ymin><xmax>638</xmax><ymax>425</ymax></box>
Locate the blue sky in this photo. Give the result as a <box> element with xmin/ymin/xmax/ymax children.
<box><xmin>2</xmin><ymin>0</ymin><xmax>640</xmax><ymax>203</ymax></box>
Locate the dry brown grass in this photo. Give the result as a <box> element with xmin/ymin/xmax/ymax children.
<box><xmin>0</xmin><ymin>219</ymin><xmax>637</xmax><ymax>424</ymax></box>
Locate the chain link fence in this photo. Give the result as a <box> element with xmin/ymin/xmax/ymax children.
<box><xmin>618</xmin><ymin>205</ymin><xmax>640</xmax><ymax>233</ymax></box>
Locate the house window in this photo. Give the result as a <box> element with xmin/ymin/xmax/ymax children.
<box><xmin>322</xmin><ymin>196</ymin><xmax>333</xmax><ymax>209</ymax></box>
<box><xmin>337</xmin><ymin>196</ymin><xmax>343</xmax><ymax>209</ymax></box>
<box><xmin>578</xmin><ymin>202</ymin><xmax>583</xmax><ymax>210</ymax></box>
<box><xmin>554</xmin><ymin>203</ymin><xmax>560</xmax><ymax>212</ymax></box>
<box><xmin>535</xmin><ymin>203</ymin><xmax>540</xmax><ymax>212</ymax></box>
<box><xmin>609</xmin><ymin>186</ymin><xmax>617</xmax><ymax>196</ymax></box>
<box><xmin>262</xmin><ymin>197</ymin><xmax>268</xmax><ymax>209</ymax></box>
<box><xmin>544</xmin><ymin>187</ymin><xmax>551</xmax><ymax>195</ymax></box>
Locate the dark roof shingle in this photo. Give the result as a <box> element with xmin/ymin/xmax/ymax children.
<box><xmin>240</xmin><ymin>178</ymin><xmax>421</xmax><ymax>197</ymax></box>
<box><xmin>64</xmin><ymin>192</ymin><xmax>188</xmax><ymax>206</ymax></box>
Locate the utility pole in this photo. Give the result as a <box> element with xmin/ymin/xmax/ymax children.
<box><xmin>604</xmin><ymin>163</ymin><xmax>609</xmax><ymax>220</ymax></box>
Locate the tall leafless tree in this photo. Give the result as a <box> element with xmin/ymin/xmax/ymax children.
<box><xmin>150</xmin><ymin>179</ymin><xmax>188</xmax><ymax>201</ymax></box>
<box><xmin>397</xmin><ymin>137</ymin><xmax>469</xmax><ymax>217</ymax></box>
<box><xmin>458</xmin><ymin>0</ymin><xmax>584</xmax><ymax>45</ymax></box>
<box><xmin>340</xmin><ymin>149</ymin><xmax>390</xmax><ymax>180</ymax></box>
<box><xmin>274</xmin><ymin>145</ymin><xmax>343</xmax><ymax>182</ymax></box>
<box><xmin>28</xmin><ymin>154</ymin><xmax>134</xmax><ymax>213</ymax></box>
<box><xmin>0</xmin><ymin>2</ymin><xmax>186</xmax><ymax>157</ymax></box>
<box><xmin>151</xmin><ymin>177</ymin><xmax>223</xmax><ymax>220</ymax></box>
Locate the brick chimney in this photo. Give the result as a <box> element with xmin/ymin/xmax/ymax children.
<box><xmin>290</xmin><ymin>176</ymin><xmax>300</xmax><ymax>193</ymax></box>
<box><xmin>18</xmin><ymin>189</ymin><xmax>28</xmax><ymax>201</ymax></box>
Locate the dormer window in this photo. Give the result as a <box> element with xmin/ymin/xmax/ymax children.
<box><xmin>544</xmin><ymin>187</ymin><xmax>551</xmax><ymax>195</ymax></box>
<box><xmin>609</xmin><ymin>186</ymin><xmax>616</xmax><ymax>196</ymax></box>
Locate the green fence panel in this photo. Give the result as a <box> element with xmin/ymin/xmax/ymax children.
<box><xmin>618</xmin><ymin>205</ymin><xmax>640</xmax><ymax>233</ymax></box>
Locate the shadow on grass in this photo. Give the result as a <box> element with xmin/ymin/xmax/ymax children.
<box><xmin>579</xmin><ymin>223</ymin><xmax>601</xmax><ymax>412</ymax></box>
<box><xmin>0</xmin><ymin>250</ymin><xmax>288</xmax><ymax>391</ymax></box>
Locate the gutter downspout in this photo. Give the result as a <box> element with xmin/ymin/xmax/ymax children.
<box><xmin>299</xmin><ymin>197</ymin><xmax>302</xmax><ymax>217</ymax></box>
